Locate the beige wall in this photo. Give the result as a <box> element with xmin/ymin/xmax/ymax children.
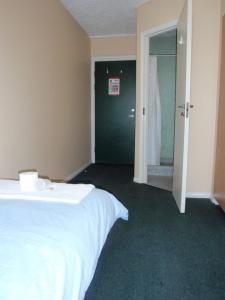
<box><xmin>214</xmin><ymin>16</ymin><xmax>225</xmax><ymax>209</ymax></box>
<box><xmin>188</xmin><ymin>0</ymin><xmax>221</xmax><ymax>193</ymax></box>
<box><xmin>135</xmin><ymin>0</ymin><xmax>222</xmax><ymax>194</ymax></box>
<box><xmin>222</xmin><ymin>0</ymin><xmax>225</xmax><ymax>14</ymax></box>
<box><xmin>0</xmin><ymin>0</ymin><xmax>91</xmax><ymax>180</ymax></box>
<box><xmin>91</xmin><ymin>36</ymin><xmax>136</xmax><ymax>57</ymax></box>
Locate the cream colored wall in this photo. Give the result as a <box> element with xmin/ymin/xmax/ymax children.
<box><xmin>137</xmin><ymin>0</ymin><xmax>184</xmax><ymax>32</ymax></box>
<box><xmin>91</xmin><ymin>36</ymin><xmax>136</xmax><ymax>56</ymax></box>
<box><xmin>188</xmin><ymin>0</ymin><xmax>221</xmax><ymax>193</ymax></box>
<box><xmin>214</xmin><ymin>16</ymin><xmax>225</xmax><ymax>209</ymax></box>
<box><xmin>222</xmin><ymin>0</ymin><xmax>225</xmax><ymax>14</ymax></box>
<box><xmin>0</xmin><ymin>0</ymin><xmax>91</xmax><ymax>180</ymax></box>
<box><xmin>135</xmin><ymin>0</ymin><xmax>222</xmax><ymax>194</ymax></box>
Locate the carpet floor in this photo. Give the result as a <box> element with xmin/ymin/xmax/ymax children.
<box><xmin>71</xmin><ymin>164</ymin><xmax>225</xmax><ymax>300</ymax></box>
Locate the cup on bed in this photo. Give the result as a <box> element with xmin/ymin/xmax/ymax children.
<box><xmin>19</xmin><ymin>171</ymin><xmax>38</xmax><ymax>192</ymax></box>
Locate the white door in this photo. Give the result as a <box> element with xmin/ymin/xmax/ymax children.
<box><xmin>172</xmin><ymin>0</ymin><xmax>192</xmax><ymax>213</ymax></box>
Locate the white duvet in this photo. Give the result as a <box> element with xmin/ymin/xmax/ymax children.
<box><xmin>0</xmin><ymin>179</ymin><xmax>95</xmax><ymax>204</ymax></box>
<box><xmin>0</xmin><ymin>188</ymin><xmax>128</xmax><ymax>300</ymax></box>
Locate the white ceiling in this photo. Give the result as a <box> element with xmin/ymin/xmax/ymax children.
<box><xmin>61</xmin><ymin>0</ymin><xmax>149</xmax><ymax>37</ymax></box>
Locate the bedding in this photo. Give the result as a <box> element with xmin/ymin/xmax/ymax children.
<box><xmin>0</xmin><ymin>179</ymin><xmax>95</xmax><ymax>204</ymax></box>
<box><xmin>0</xmin><ymin>187</ymin><xmax>128</xmax><ymax>300</ymax></box>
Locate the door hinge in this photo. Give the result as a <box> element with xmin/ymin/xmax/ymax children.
<box><xmin>143</xmin><ymin>107</ymin><xmax>145</xmax><ymax>116</ymax></box>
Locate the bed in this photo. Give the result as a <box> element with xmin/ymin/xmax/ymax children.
<box><xmin>0</xmin><ymin>186</ymin><xmax>128</xmax><ymax>300</ymax></box>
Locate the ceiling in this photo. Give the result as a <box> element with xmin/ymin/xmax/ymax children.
<box><xmin>61</xmin><ymin>0</ymin><xmax>149</xmax><ymax>37</ymax></box>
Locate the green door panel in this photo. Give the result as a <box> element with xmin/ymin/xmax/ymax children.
<box><xmin>95</xmin><ymin>61</ymin><xmax>136</xmax><ymax>164</ymax></box>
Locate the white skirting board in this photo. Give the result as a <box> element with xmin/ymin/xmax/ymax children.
<box><xmin>210</xmin><ymin>197</ymin><xmax>219</xmax><ymax>205</ymax></box>
<box><xmin>64</xmin><ymin>162</ymin><xmax>91</xmax><ymax>182</ymax></box>
<box><xmin>186</xmin><ymin>192</ymin><xmax>212</xmax><ymax>198</ymax></box>
<box><xmin>133</xmin><ymin>179</ymin><xmax>219</xmax><ymax>205</ymax></box>
<box><xmin>185</xmin><ymin>193</ymin><xmax>219</xmax><ymax>205</ymax></box>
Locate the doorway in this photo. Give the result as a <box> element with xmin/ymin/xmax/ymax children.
<box><xmin>136</xmin><ymin>0</ymin><xmax>192</xmax><ymax>213</ymax></box>
<box><xmin>147</xmin><ymin>29</ymin><xmax>177</xmax><ymax>191</ymax></box>
<box><xmin>94</xmin><ymin>60</ymin><xmax>136</xmax><ymax>164</ymax></box>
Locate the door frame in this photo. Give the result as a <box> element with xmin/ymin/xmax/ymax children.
<box><xmin>91</xmin><ymin>55</ymin><xmax>136</xmax><ymax>163</ymax></box>
<box><xmin>137</xmin><ymin>20</ymin><xmax>178</xmax><ymax>183</ymax></box>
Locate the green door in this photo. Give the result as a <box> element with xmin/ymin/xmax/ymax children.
<box><xmin>95</xmin><ymin>60</ymin><xmax>136</xmax><ymax>164</ymax></box>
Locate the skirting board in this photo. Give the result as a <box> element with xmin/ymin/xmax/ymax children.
<box><xmin>186</xmin><ymin>192</ymin><xmax>212</xmax><ymax>198</ymax></box>
<box><xmin>185</xmin><ymin>193</ymin><xmax>219</xmax><ymax>205</ymax></box>
<box><xmin>64</xmin><ymin>162</ymin><xmax>91</xmax><ymax>182</ymax></box>
<box><xmin>133</xmin><ymin>179</ymin><xmax>219</xmax><ymax>205</ymax></box>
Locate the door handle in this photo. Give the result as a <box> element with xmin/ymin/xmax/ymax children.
<box><xmin>128</xmin><ymin>114</ymin><xmax>135</xmax><ymax>118</ymax></box>
<box><xmin>178</xmin><ymin>104</ymin><xmax>194</xmax><ymax>109</ymax></box>
<box><xmin>179</xmin><ymin>104</ymin><xmax>194</xmax><ymax>118</ymax></box>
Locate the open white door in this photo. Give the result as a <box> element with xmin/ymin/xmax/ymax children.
<box><xmin>172</xmin><ymin>0</ymin><xmax>192</xmax><ymax>213</ymax></box>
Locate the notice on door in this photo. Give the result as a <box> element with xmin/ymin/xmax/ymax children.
<box><xmin>108</xmin><ymin>78</ymin><xmax>120</xmax><ymax>96</ymax></box>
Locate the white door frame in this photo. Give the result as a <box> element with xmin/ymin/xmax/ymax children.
<box><xmin>137</xmin><ymin>20</ymin><xmax>178</xmax><ymax>183</ymax></box>
<box><xmin>91</xmin><ymin>55</ymin><xmax>136</xmax><ymax>163</ymax></box>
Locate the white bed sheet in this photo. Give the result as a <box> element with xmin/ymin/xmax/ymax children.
<box><xmin>0</xmin><ymin>188</ymin><xmax>128</xmax><ymax>300</ymax></box>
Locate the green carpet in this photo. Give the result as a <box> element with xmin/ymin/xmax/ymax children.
<box><xmin>71</xmin><ymin>164</ymin><xmax>225</xmax><ymax>300</ymax></box>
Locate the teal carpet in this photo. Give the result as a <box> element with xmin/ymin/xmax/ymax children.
<box><xmin>71</xmin><ymin>164</ymin><xmax>225</xmax><ymax>300</ymax></box>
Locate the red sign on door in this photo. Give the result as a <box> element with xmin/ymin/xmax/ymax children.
<box><xmin>108</xmin><ymin>78</ymin><xmax>120</xmax><ymax>96</ymax></box>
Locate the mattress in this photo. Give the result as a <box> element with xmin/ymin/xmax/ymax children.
<box><xmin>0</xmin><ymin>188</ymin><xmax>128</xmax><ymax>300</ymax></box>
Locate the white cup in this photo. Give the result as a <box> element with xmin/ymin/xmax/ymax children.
<box><xmin>19</xmin><ymin>171</ymin><xmax>38</xmax><ymax>192</ymax></box>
